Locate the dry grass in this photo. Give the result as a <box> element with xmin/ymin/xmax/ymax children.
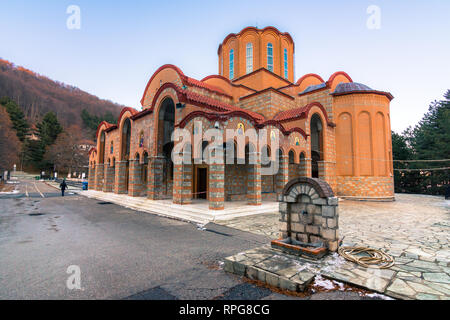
<box><xmin>0</xmin><ymin>182</ymin><xmax>15</xmax><ymax>192</ymax></box>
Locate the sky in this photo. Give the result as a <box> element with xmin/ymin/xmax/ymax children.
<box><xmin>0</xmin><ymin>0</ymin><xmax>449</xmax><ymax>133</ymax></box>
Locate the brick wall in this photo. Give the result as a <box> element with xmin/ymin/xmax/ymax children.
<box><xmin>336</xmin><ymin>176</ymin><xmax>394</xmax><ymax>199</ymax></box>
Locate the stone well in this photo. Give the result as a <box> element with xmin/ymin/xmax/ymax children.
<box><xmin>272</xmin><ymin>177</ymin><xmax>339</xmax><ymax>258</ymax></box>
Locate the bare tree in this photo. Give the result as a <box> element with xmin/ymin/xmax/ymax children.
<box><xmin>0</xmin><ymin>108</ymin><xmax>21</xmax><ymax>171</ymax></box>
<box><xmin>45</xmin><ymin>125</ymin><xmax>89</xmax><ymax>175</ymax></box>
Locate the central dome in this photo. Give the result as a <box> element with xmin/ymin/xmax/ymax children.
<box><xmin>217</xmin><ymin>26</ymin><xmax>295</xmax><ymax>82</ymax></box>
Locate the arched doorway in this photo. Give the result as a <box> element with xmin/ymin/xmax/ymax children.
<box><xmin>310</xmin><ymin>114</ymin><xmax>323</xmax><ymax>178</ymax></box>
<box><xmin>121</xmin><ymin>118</ymin><xmax>131</xmax><ymax>192</ymax></box>
<box><xmin>261</xmin><ymin>145</ymin><xmax>275</xmax><ymax>196</ymax></box>
<box><xmin>157</xmin><ymin>98</ymin><xmax>175</xmax><ymax>198</ymax></box>
<box><xmin>99</xmin><ymin>131</ymin><xmax>106</xmax><ymax>164</ymax></box>
<box><xmin>193</xmin><ymin>140</ymin><xmax>209</xmax><ymax>200</ymax></box>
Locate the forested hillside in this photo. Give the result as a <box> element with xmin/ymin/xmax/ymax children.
<box><xmin>0</xmin><ymin>59</ymin><xmax>130</xmax><ymax>173</ymax></box>
<box><xmin>0</xmin><ymin>58</ymin><xmax>125</xmax><ymax>137</ymax></box>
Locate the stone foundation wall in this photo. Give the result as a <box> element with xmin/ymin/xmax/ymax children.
<box><xmin>336</xmin><ymin>175</ymin><xmax>394</xmax><ymax>199</ymax></box>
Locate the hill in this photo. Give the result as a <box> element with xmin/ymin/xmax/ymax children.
<box><xmin>0</xmin><ymin>58</ymin><xmax>126</xmax><ymax>137</ymax></box>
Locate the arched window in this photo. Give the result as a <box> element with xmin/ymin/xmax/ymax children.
<box><xmin>229</xmin><ymin>49</ymin><xmax>234</xmax><ymax>79</ymax></box>
<box><xmin>139</xmin><ymin>130</ymin><xmax>144</xmax><ymax>148</ymax></box>
<box><xmin>288</xmin><ymin>150</ymin><xmax>295</xmax><ymax>164</ymax></box>
<box><xmin>246</xmin><ymin>43</ymin><xmax>253</xmax><ymax>74</ymax></box>
<box><xmin>284</xmin><ymin>48</ymin><xmax>288</xmax><ymax>79</ymax></box>
<box><xmin>99</xmin><ymin>131</ymin><xmax>106</xmax><ymax>164</ymax></box>
<box><xmin>311</xmin><ymin>114</ymin><xmax>324</xmax><ymax>178</ymax></box>
<box><xmin>121</xmin><ymin>118</ymin><xmax>131</xmax><ymax>161</ymax></box>
<box><xmin>267</xmin><ymin>43</ymin><xmax>273</xmax><ymax>72</ymax></box>
<box><xmin>261</xmin><ymin>145</ymin><xmax>271</xmax><ymax>168</ymax></box>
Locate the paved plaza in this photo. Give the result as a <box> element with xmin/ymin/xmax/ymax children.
<box><xmin>219</xmin><ymin>194</ymin><xmax>450</xmax><ymax>300</ymax></box>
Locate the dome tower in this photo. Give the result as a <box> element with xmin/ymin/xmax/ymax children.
<box><xmin>217</xmin><ymin>26</ymin><xmax>295</xmax><ymax>82</ymax></box>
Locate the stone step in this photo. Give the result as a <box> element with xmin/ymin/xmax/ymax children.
<box><xmin>79</xmin><ymin>190</ymin><xmax>278</xmax><ymax>224</ymax></box>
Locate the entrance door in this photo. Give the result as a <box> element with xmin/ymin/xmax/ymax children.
<box><xmin>196</xmin><ymin>167</ymin><xmax>207</xmax><ymax>199</ymax></box>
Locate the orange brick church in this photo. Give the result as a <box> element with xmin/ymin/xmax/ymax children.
<box><xmin>88</xmin><ymin>26</ymin><xmax>395</xmax><ymax>210</ymax></box>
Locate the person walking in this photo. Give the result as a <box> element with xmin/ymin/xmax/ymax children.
<box><xmin>60</xmin><ymin>178</ymin><xmax>68</xmax><ymax>197</ymax></box>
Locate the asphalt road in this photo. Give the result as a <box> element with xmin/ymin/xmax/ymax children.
<box><xmin>0</xmin><ymin>179</ymin><xmax>373</xmax><ymax>300</ymax></box>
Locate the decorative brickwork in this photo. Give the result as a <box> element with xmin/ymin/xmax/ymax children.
<box><xmin>103</xmin><ymin>164</ymin><xmax>115</xmax><ymax>192</ymax></box>
<box><xmin>247</xmin><ymin>152</ymin><xmax>262</xmax><ymax>205</ymax></box>
<box><xmin>128</xmin><ymin>159</ymin><xmax>143</xmax><ymax>197</ymax></box>
<box><xmin>88</xmin><ymin>165</ymin><xmax>95</xmax><ymax>190</ymax></box>
<box><xmin>114</xmin><ymin>161</ymin><xmax>129</xmax><ymax>194</ymax></box>
<box><xmin>147</xmin><ymin>156</ymin><xmax>164</xmax><ymax>200</ymax></box>
<box><xmin>173</xmin><ymin>157</ymin><xmax>193</xmax><ymax>205</ymax></box>
<box><xmin>94</xmin><ymin>164</ymin><xmax>104</xmax><ymax>191</ymax></box>
<box><xmin>336</xmin><ymin>176</ymin><xmax>394</xmax><ymax>199</ymax></box>
<box><xmin>209</xmin><ymin>162</ymin><xmax>225</xmax><ymax>210</ymax></box>
<box><xmin>275</xmin><ymin>155</ymin><xmax>289</xmax><ymax>196</ymax></box>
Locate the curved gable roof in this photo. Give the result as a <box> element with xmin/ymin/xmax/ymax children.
<box><xmin>140</xmin><ymin>64</ymin><xmax>232</xmax><ymax>106</ymax></box>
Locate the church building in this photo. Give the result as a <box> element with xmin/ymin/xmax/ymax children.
<box><xmin>88</xmin><ymin>26</ymin><xmax>395</xmax><ymax>210</ymax></box>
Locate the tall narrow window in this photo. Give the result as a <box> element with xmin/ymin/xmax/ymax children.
<box><xmin>246</xmin><ymin>43</ymin><xmax>253</xmax><ymax>74</ymax></box>
<box><xmin>267</xmin><ymin>43</ymin><xmax>273</xmax><ymax>72</ymax></box>
<box><xmin>284</xmin><ymin>48</ymin><xmax>288</xmax><ymax>79</ymax></box>
<box><xmin>229</xmin><ymin>49</ymin><xmax>234</xmax><ymax>79</ymax></box>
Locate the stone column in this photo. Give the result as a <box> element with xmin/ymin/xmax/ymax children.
<box><xmin>299</xmin><ymin>159</ymin><xmax>307</xmax><ymax>177</ymax></box>
<box><xmin>114</xmin><ymin>161</ymin><xmax>128</xmax><ymax>194</ymax></box>
<box><xmin>128</xmin><ymin>159</ymin><xmax>142</xmax><ymax>197</ymax></box>
<box><xmin>173</xmin><ymin>167</ymin><xmax>192</xmax><ymax>205</ymax></box>
<box><xmin>88</xmin><ymin>165</ymin><xmax>95</xmax><ymax>190</ymax></box>
<box><xmin>147</xmin><ymin>156</ymin><xmax>164</xmax><ymax>200</ymax></box>
<box><xmin>103</xmin><ymin>163</ymin><xmax>114</xmax><ymax>192</ymax></box>
<box><xmin>140</xmin><ymin>164</ymin><xmax>148</xmax><ymax>197</ymax></box>
<box><xmin>94</xmin><ymin>164</ymin><xmax>104</xmax><ymax>191</ymax></box>
<box><xmin>305</xmin><ymin>158</ymin><xmax>312</xmax><ymax>177</ymax></box>
<box><xmin>247</xmin><ymin>151</ymin><xmax>261</xmax><ymax>206</ymax></box>
<box><xmin>276</xmin><ymin>155</ymin><xmax>289</xmax><ymax>196</ymax></box>
<box><xmin>209</xmin><ymin>151</ymin><xmax>224</xmax><ymax>210</ymax></box>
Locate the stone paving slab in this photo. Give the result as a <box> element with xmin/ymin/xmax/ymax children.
<box><xmin>224</xmin><ymin>245</ymin><xmax>450</xmax><ymax>300</ymax></box>
<box><xmin>219</xmin><ymin>194</ymin><xmax>449</xmax><ymax>299</ymax></box>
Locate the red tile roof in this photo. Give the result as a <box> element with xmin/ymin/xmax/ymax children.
<box><xmin>273</xmin><ymin>106</ymin><xmax>307</xmax><ymax>122</ymax></box>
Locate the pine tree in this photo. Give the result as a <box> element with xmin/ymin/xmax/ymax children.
<box><xmin>0</xmin><ymin>96</ymin><xmax>29</xmax><ymax>141</ymax></box>
<box><xmin>36</xmin><ymin>112</ymin><xmax>63</xmax><ymax>146</ymax></box>
<box><xmin>392</xmin><ymin>90</ymin><xmax>450</xmax><ymax>195</ymax></box>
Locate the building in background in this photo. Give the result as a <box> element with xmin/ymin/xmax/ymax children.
<box><xmin>88</xmin><ymin>26</ymin><xmax>394</xmax><ymax>210</ymax></box>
